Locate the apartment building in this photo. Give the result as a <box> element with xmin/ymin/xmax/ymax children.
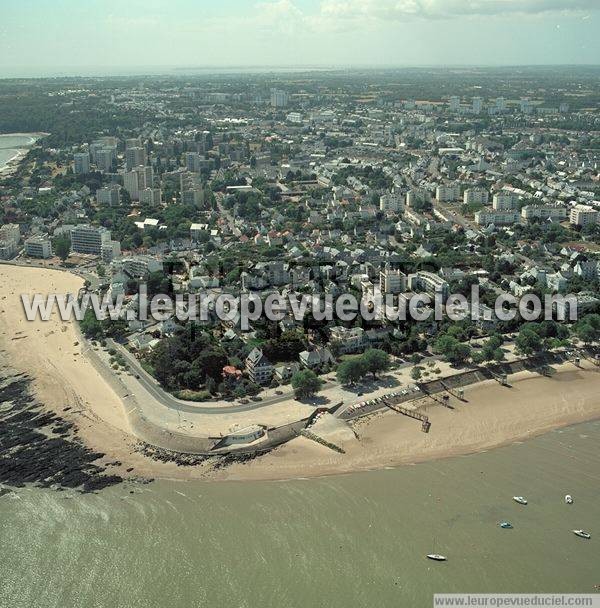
<box><xmin>463</xmin><ymin>188</ymin><xmax>489</xmax><ymax>205</ymax></box>
<box><xmin>436</xmin><ymin>184</ymin><xmax>461</xmax><ymax>202</ymax></box>
<box><xmin>123</xmin><ymin>166</ymin><xmax>153</xmax><ymax>201</ymax></box>
<box><xmin>408</xmin><ymin>271</ymin><xmax>450</xmax><ymax>302</ymax></box>
<box><xmin>329</xmin><ymin>326</ymin><xmax>365</xmax><ymax>354</ymax></box>
<box><xmin>245</xmin><ymin>348</ymin><xmax>274</xmax><ymax>385</ymax></box>
<box><xmin>475</xmin><ymin>210</ymin><xmax>521</xmax><ymax>226</ymax></box>
<box><xmin>70</xmin><ymin>225</ymin><xmax>111</xmax><ymax>255</ymax></box>
<box><xmin>521</xmin><ymin>205</ymin><xmax>567</xmax><ymax>222</ymax></box>
<box><xmin>24</xmin><ymin>235</ymin><xmax>52</xmax><ymax>258</ymax></box>
<box><xmin>570</xmin><ymin>205</ymin><xmax>599</xmax><ymax>227</ymax></box>
<box><xmin>380</xmin><ymin>264</ymin><xmax>407</xmax><ymax>294</ymax></box>
<box><xmin>125</xmin><ymin>146</ymin><xmax>146</xmax><ymax>171</ymax></box>
<box><xmin>379</xmin><ymin>193</ymin><xmax>405</xmax><ymax>213</ymax></box>
<box><xmin>406</xmin><ymin>189</ymin><xmax>432</xmax><ymax>208</ymax></box>
<box><xmin>139</xmin><ymin>188</ymin><xmax>162</xmax><ymax>206</ymax></box>
<box><xmin>96</xmin><ymin>184</ymin><xmax>121</xmax><ymax>206</ymax></box>
<box><xmin>493</xmin><ymin>192</ymin><xmax>520</xmax><ymax>211</ymax></box>
<box><xmin>73</xmin><ymin>152</ymin><xmax>90</xmax><ymax>175</ymax></box>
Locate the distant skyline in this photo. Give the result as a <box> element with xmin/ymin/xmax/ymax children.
<box><xmin>1</xmin><ymin>0</ymin><xmax>599</xmax><ymax>77</ymax></box>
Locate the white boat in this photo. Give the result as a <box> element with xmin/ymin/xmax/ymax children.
<box><xmin>513</xmin><ymin>496</ymin><xmax>528</xmax><ymax>505</ymax></box>
<box><xmin>427</xmin><ymin>554</ymin><xmax>447</xmax><ymax>561</ymax></box>
<box><xmin>565</xmin><ymin>495</ymin><xmax>573</xmax><ymax>504</ymax></box>
<box><xmin>572</xmin><ymin>530</ymin><xmax>591</xmax><ymax>539</ymax></box>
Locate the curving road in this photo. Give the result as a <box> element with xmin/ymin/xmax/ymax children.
<box><xmin>106</xmin><ymin>338</ymin><xmax>338</xmax><ymax>415</ymax></box>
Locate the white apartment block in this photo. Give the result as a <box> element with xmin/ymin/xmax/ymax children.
<box><xmin>570</xmin><ymin>205</ymin><xmax>599</xmax><ymax>227</ymax></box>
<box><xmin>406</xmin><ymin>189</ymin><xmax>432</xmax><ymax>208</ymax></box>
<box><xmin>329</xmin><ymin>326</ymin><xmax>365</xmax><ymax>354</ymax></box>
<box><xmin>139</xmin><ymin>188</ymin><xmax>162</xmax><ymax>206</ymax></box>
<box><xmin>436</xmin><ymin>184</ymin><xmax>461</xmax><ymax>202</ymax></box>
<box><xmin>125</xmin><ymin>147</ymin><xmax>146</xmax><ymax>171</ymax></box>
<box><xmin>379</xmin><ymin>193</ymin><xmax>405</xmax><ymax>213</ymax></box>
<box><xmin>70</xmin><ymin>225</ymin><xmax>111</xmax><ymax>255</ymax></box>
<box><xmin>286</xmin><ymin>112</ymin><xmax>303</xmax><ymax>123</ymax></box>
<box><xmin>24</xmin><ymin>235</ymin><xmax>52</xmax><ymax>258</ymax></box>
<box><xmin>96</xmin><ymin>185</ymin><xmax>121</xmax><ymax>206</ymax></box>
<box><xmin>521</xmin><ymin>206</ymin><xmax>567</xmax><ymax>222</ymax></box>
<box><xmin>493</xmin><ymin>192</ymin><xmax>520</xmax><ymax>211</ymax></box>
<box><xmin>270</xmin><ymin>89</ymin><xmax>290</xmax><ymax>108</ymax></box>
<box><xmin>95</xmin><ymin>148</ymin><xmax>117</xmax><ymax>173</ymax></box>
<box><xmin>181</xmin><ymin>188</ymin><xmax>204</xmax><ymax>206</ymax></box>
<box><xmin>463</xmin><ymin>188</ymin><xmax>489</xmax><ymax>205</ymax></box>
<box><xmin>185</xmin><ymin>152</ymin><xmax>202</xmax><ymax>173</ymax></box>
<box><xmin>119</xmin><ymin>255</ymin><xmax>163</xmax><ymax>278</ymax></box>
<box><xmin>0</xmin><ymin>223</ymin><xmax>20</xmax><ymax>244</ymax></box>
<box><xmin>101</xmin><ymin>240</ymin><xmax>121</xmax><ymax>263</ymax></box>
<box><xmin>123</xmin><ymin>166</ymin><xmax>153</xmax><ymax>201</ymax></box>
<box><xmin>73</xmin><ymin>152</ymin><xmax>90</xmax><ymax>175</ymax></box>
<box><xmin>0</xmin><ymin>223</ymin><xmax>21</xmax><ymax>259</ymax></box>
<box><xmin>475</xmin><ymin>210</ymin><xmax>521</xmax><ymax>226</ymax></box>
<box><xmin>408</xmin><ymin>271</ymin><xmax>450</xmax><ymax>301</ymax></box>
<box><xmin>380</xmin><ymin>266</ymin><xmax>407</xmax><ymax>294</ymax></box>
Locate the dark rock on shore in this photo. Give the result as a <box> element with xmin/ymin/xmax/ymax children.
<box><xmin>135</xmin><ymin>442</ymin><xmax>273</xmax><ymax>471</ymax></box>
<box><xmin>0</xmin><ymin>370</ymin><xmax>123</xmax><ymax>493</ymax></box>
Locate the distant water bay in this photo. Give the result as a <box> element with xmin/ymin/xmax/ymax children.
<box><xmin>0</xmin><ymin>134</ymin><xmax>38</xmax><ymax>170</ymax></box>
<box><xmin>1</xmin><ymin>419</ymin><xmax>599</xmax><ymax>607</ymax></box>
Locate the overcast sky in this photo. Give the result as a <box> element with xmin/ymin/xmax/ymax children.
<box><xmin>0</xmin><ymin>0</ymin><xmax>599</xmax><ymax>76</ymax></box>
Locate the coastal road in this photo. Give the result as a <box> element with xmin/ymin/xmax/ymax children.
<box><xmin>106</xmin><ymin>338</ymin><xmax>339</xmax><ymax>415</ymax></box>
<box><xmin>106</xmin><ymin>339</ymin><xmax>426</xmax><ymax>417</ymax></box>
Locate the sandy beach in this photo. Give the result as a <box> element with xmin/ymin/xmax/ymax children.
<box><xmin>1</xmin><ymin>263</ymin><xmax>600</xmax><ymax>483</ymax></box>
<box><xmin>0</xmin><ymin>132</ymin><xmax>48</xmax><ymax>176</ymax></box>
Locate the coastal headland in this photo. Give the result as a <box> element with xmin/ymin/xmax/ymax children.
<box><xmin>1</xmin><ymin>263</ymin><xmax>600</xmax><ymax>485</ymax></box>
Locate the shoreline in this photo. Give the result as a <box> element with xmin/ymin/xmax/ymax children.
<box><xmin>1</xmin><ymin>263</ymin><xmax>600</xmax><ymax>485</ymax></box>
<box><xmin>0</xmin><ymin>132</ymin><xmax>48</xmax><ymax>176</ymax></box>
<box><xmin>0</xmin><ymin>131</ymin><xmax>49</xmax><ymax>141</ymax></box>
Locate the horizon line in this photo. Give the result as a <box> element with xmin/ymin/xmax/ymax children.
<box><xmin>1</xmin><ymin>62</ymin><xmax>600</xmax><ymax>81</ymax></box>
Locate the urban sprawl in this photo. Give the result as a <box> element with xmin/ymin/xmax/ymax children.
<box><xmin>1</xmin><ymin>68</ymin><xmax>600</xmax><ymax>453</ymax></box>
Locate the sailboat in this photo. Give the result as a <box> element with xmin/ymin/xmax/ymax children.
<box><xmin>427</xmin><ymin>539</ymin><xmax>447</xmax><ymax>561</ymax></box>
<box><xmin>427</xmin><ymin>554</ymin><xmax>447</xmax><ymax>561</ymax></box>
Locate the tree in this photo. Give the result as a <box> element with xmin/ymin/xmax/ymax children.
<box><xmin>291</xmin><ymin>370</ymin><xmax>323</xmax><ymax>398</ymax></box>
<box><xmin>492</xmin><ymin>348</ymin><xmax>506</xmax><ymax>363</ymax></box>
<box><xmin>515</xmin><ymin>326</ymin><xmax>543</xmax><ymax>356</ymax></box>
<box><xmin>411</xmin><ymin>366</ymin><xmax>423</xmax><ymax>382</ymax></box>
<box><xmin>574</xmin><ymin>314</ymin><xmax>600</xmax><ymax>345</ymax></box>
<box><xmin>80</xmin><ymin>308</ymin><xmax>103</xmax><ymax>339</ymax></box>
<box><xmin>433</xmin><ymin>335</ymin><xmax>471</xmax><ymax>366</ymax></box>
<box><xmin>53</xmin><ymin>234</ymin><xmax>71</xmax><ymax>261</ymax></box>
<box><xmin>362</xmin><ymin>348</ymin><xmax>390</xmax><ymax>378</ymax></box>
<box><xmin>336</xmin><ymin>357</ymin><xmax>368</xmax><ymax>385</ymax></box>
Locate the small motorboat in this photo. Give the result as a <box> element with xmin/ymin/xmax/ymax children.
<box><xmin>513</xmin><ymin>496</ymin><xmax>528</xmax><ymax>505</ymax></box>
<box><xmin>565</xmin><ymin>495</ymin><xmax>573</xmax><ymax>504</ymax></box>
<box><xmin>427</xmin><ymin>554</ymin><xmax>447</xmax><ymax>561</ymax></box>
<box><xmin>500</xmin><ymin>522</ymin><xmax>513</xmax><ymax>529</ymax></box>
<box><xmin>572</xmin><ymin>530</ymin><xmax>591</xmax><ymax>539</ymax></box>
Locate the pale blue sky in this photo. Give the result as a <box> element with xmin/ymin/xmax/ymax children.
<box><xmin>0</xmin><ymin>0</ymin><xmax>599</xmax><ymax>76</ymax></box>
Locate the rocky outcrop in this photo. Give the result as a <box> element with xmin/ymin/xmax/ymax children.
<box><xmin>0</xmin><ymin>370</ymin><xmax>123</xmax><ymax>493</ymax></box>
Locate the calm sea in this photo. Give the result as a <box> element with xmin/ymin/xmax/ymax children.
<box><xmin>0</xmin><ymin>134</ymin><xmax>36</xmax><ymax>170</ymax></box>
<box><xmin>1</xmin><ymin>420</ymin><xmax>599</xmax><ymax>608</ymax></box>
